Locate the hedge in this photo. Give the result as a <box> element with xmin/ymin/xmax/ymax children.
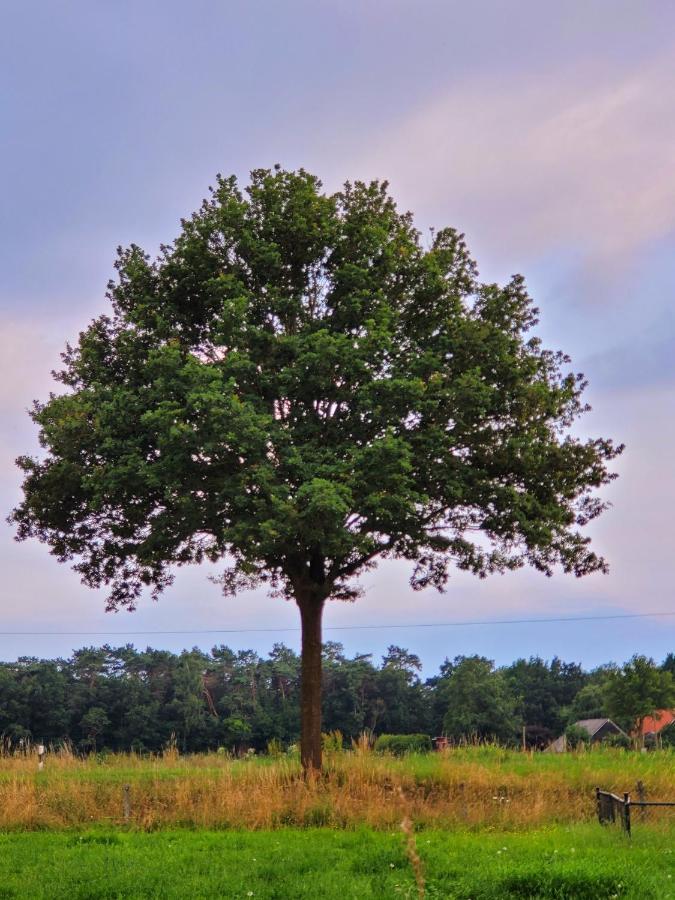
<box><xmin>373</xmin><ymin>733</ymin><xmax>432</xmax><ymax>755</ymax></box>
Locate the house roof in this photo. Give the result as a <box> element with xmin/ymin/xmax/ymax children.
<box><xmin>574</xmin><ymin>718</ymin><xmax>621</xmax><ymax>737</ymax></box>
<box><xmin>640</xmin><ymin>709</ymin><xmax>675</xmax><ymax>735</ymax></box>
<box><xmin>546</xmin><ymin>717</ymin><xmax>626</xmax><ymax>752</ymax></box>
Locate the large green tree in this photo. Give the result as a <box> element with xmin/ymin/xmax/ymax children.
<box><xmin>439</xmin><ymin>655</ymin><xmax>518</xmax><ymax>743</ymax></box>
<box><xmin>11</xmin><ymin>167</ymin><xmax>621</xmax><ymax>769</ymax></box>
<box><xmin>504</xmin><ymin>656</ymin><xmax>587</xmax><ymax>738</ymax></box>
<box><xmin>604</xmin><ymin>655</ymin><xmax>675</xmax><ymax>747</ymax></box>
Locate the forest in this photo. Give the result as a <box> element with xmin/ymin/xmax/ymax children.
<box><xmin>1</xmin><ymin>643</ymin><xmax>673</xmax><ymax>753</ymax></box>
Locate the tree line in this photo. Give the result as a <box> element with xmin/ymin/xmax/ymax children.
<box><xmin>1</xmin><ymin>644</ymin><xmax>672</xmax><ymax>753</ymax></box>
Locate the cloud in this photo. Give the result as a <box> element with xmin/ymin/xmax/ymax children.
<box><xmin>349</xmin><ymin>54</ymin><xmax>675</xmax><ymax>276</ymax></box>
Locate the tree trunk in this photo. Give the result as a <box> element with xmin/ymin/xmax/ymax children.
<box><xmin>297</xmin><ymin>593</ymin><xmax>325</xmax><ymax>772</ymax></box>
<box><xmin>636</xmin><ymin>717</ymin><xmax>645</xmax><ymax>750</ymax></box>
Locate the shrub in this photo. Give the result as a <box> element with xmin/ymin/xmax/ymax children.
<box><xmin>374</xmin><ymin>734</ymin><xmax>432</xmax><ymax>755</ymax></box>
<box><xmin>322</xmin><ymin>730</ymin><xmax>344</xmax><ymax>752</ymax></box>
<box><xmin>564</xmin><ymin>724</ymin><xmax>591</xmax><ymax>749</ymax></box>
<box><xmin>602</xmin><ymin>732</ymin><xmax>631</xmax><ymax>750</ymax></box>
<box><xmin>266</xmin><ymin>739</ymin><xmax>284</xmax><ymax>757</ymax></box>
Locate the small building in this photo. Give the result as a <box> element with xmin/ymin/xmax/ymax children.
<box><xmin>639</xmin><ymin>709</ymin><xmax>675</xmax><ymax>738</ymax></box>
<box><xmin>547</xmin><ymin>718</ymin><xmax>626</xmax><ymax>752</ymax></box>
<box><xmin>432</xmin><ymin>736</ymin><xmax>449</xmax><ymax>751</ymax></box>
<box><xmin>636</xmin><ymin>709</ymin><xmax>675</xmax><ymax>747</ymax></box>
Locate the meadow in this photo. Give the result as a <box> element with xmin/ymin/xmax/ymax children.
<box><xmin>1</xmin><ymin>825</ymin><xmax>674</xmax><ymax>898</ymax></box>
<box><xmin>2</xmin><ymin>747</ymin><xmax>674</xmax><ymax>898</ymax></box>
<box><xmin>0</xmin><ymin>745</ymin><xmax>673</xmax><ymax>830</ymax></box>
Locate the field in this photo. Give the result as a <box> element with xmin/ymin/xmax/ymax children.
<box><xmin>1</xmin><ymin>748</ymin><xmax>674</xmax><ymax>897</ymax></box>
<box><xmin>1</xmin><ymin>826</ymin><xmax>674</xmax><ymax>898</ymax></box>
<box><xmin>1</xmin><ymin>745</ymin><xmax>674</xmax><ymax>830</ymax></box>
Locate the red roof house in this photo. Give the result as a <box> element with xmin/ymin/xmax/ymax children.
<box><xmin>640</xmin><ymin>709</ymin><xmax>675</xmax><ymax>735</ymax></box>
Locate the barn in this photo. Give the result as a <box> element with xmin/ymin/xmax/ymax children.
<box><xmin>547</xmin><ymin>718</ymin><xmax>626</xmax><ymax>752</ymax></box>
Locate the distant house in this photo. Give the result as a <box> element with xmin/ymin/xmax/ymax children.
<box><xmin>639</xmin><ymin>709</ymin><xmax>675</xmax><ymax>740</ymax></box>
<box><xmin>547</xmin><ymin>718</ymin><xmax>626</xmax><ymax>752</ymax></box>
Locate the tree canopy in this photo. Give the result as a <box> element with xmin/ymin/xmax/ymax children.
<box><xmin>439</xmin><ymin>655</ymin><xmax>516</xmax><ymax>743</ymax></box>
<box><xmin>11</xmin><ymin>167</ymin><xmax>622</xmax><ymax>768</ymax></box>
<box><xmin>604</xmin><ymin>655</ymin><xmax>675</xmax><ymax>746</ymax></box>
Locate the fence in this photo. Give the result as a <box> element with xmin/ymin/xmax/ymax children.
<box><xmin>596</xmin><ymin>785</ymin><xmax>675</xmax><ymax>836</ymax></box>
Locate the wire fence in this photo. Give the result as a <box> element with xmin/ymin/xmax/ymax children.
<box><xmin>596</xmin><ymin>785</ymin><xmax>675</xmax><ymax>836</ymax></box>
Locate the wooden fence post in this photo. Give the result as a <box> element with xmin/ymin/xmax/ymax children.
<box><xmin>123</xmin><ymin>783</ymin><xmax>131</xmax><ymax>822</ymax></box>
<box><xmin>623</xmin><ymin>792</ymin><xmax>631</xmax><ymax>837</ymax></box>
<box><xmin>636</xmin><ymin>780</ymin><xmax>646</xmax><ymax>820</ymax></box>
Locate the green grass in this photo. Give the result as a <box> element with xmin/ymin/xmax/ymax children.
<box><xmin>5</xmin><ymin>745</ymin><xmax>675</xmax><ymax>788</ymax></box>
<box><xmin>0</xmin><ymin>825</ymin><xmax>673</xmax><ymax>899</ymax></box>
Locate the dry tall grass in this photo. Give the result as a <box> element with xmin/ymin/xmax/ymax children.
<box><xmin>0</xmin><ymin>745</ymin><xmax>673</xmax><ymax>830</ymax></box>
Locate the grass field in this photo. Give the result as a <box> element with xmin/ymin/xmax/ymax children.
<box><xmin>0</xmin><ymin>825</ymin><xmax>673</xmax><ymax>898</ymax></box>
<box><xmin>2</xmin><ymin>748</ymin><xmax>674</xmax><ymax>897</ymax></box>
<box><xmin>1</xmin><ymin>745</ymin><xmax>674</xmax><ymax>830</ymax></box>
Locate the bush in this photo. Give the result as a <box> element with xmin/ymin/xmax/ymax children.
<box><xmin>374</xmin><ymin>734</ymin><xmax>432</xmax><ymax>755</ymax></box>
<box><xmin>322</xmin><ymin>730</ymin><xmax>344</xmax><ymax>751</ymax></box>
<box><xmin>564</xmin><ymin>724</ymin><xmax>591</xmax><ymax>749</ymax></box>
<box><xmin>602</xmin><ymin>732</ymin><xmax>631</xmax><ymax>750</ymax></box>
<box><xmin>266</xmin><ymin>738</ymin><xmax>284</xmax><ymax>757</ymax></box>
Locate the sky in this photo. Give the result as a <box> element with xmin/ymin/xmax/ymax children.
<box><xmin>1</xmin><ymin>1</ymin><xmax>675</xmax><ymax>675</ymax></box>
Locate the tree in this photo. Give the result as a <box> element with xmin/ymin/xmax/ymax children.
<box><xmin>504</xmin><ymin>656</ymin><xmax>587</xmax><ymax>740</ymax></box>
<box><xmin>564</xmin><ymin>723</ymin><xmax>591</xmax><ymax>750</ymax></box>
<box><xmin>564</xmin><ymin>681</ymin><xmax>607</xmax><ymax>725</ymax></box>
<box><xmin>439</xmin><ymin>655</ymin><xmax>518</xmax><ymax>743</ymax></box>
<box><xmin>661</xmin><ymin>653</ymin><xmax>675</xmax><ymax>678</ymax></box>
<box><xmin>19</xmin><ymin>660</ymin><xmax>71</xmax><ymax>744</ymax></box>
<box><xmin>504</xmin><ymin>657</ymin><xmax>558</xmax><ymax>736</ymax></box>
<box><xmin>381</xmin><ymin>646</ymin><xmax>422</xmax><ymax>681</ymax></box>
<box><xmin>322</xmin><ymin>645</ymin><xmax>376</xmax><ymax>738</ymax></box>
<box><xmin>170</xmin><ymin>653</ymin><xmax>210</xmax><ymax>751</ymax></box>
<box><xmin>79</xmin><ymin>706</ymin><xmax>110</xmax><ymax>751</ymax></box>
<box><xmin>10</xmin><ymin>167</ymin><xmax>621</xmax><ymax>770</ymax></box>
<box><xmin>373</xmin><ymin>647</ymin><xmax>429</xmax><ymax>735</ymax></box>
<box><xmin>604</xmin><ymin>655</ymin><xmax>675</xmax><ymax>747</ymax></box>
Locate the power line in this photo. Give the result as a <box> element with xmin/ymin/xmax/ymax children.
<box><xmin>1</xmin><ymin>610</ymin><xmax>675</xmax><ymax>637</ymax></box>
